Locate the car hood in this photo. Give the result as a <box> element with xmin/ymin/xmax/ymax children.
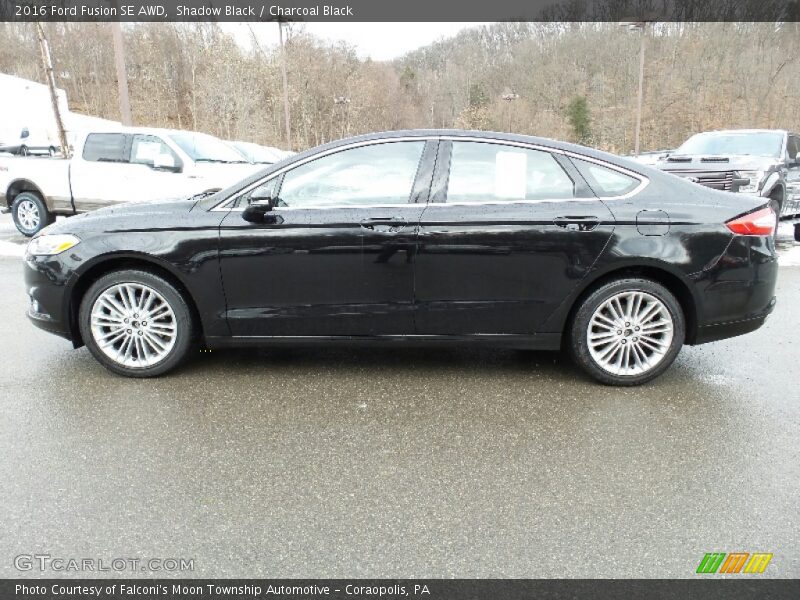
<box><xmin>657</xmin><ymin>154</ymin><xmax>778</xmax><ymax>172</ymax></box>
<box><xmin>41</xmin><ymin>198</ymin><xmax>199</xmax><ymax>236</ymax></box>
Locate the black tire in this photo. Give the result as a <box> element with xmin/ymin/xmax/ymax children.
<box><xmin>569</xmin><ymin>278</ymin><xmax>685</xmax><ymax>386</ymax></box>
<box><xmin>79</xmin><ymin>269</ymin><xmax>195</xmax><ymax>377</ymax></box>
<box><xmin>768</xmin><ymin>189</ymin><xmax>783</xmax><ymax>235</ymax></box>
<box><xmin>11</xmin><ymin>191</ymin><xmax>54</xmax><ymax>237</ymax></box>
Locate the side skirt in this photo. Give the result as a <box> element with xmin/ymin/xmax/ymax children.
<box><xmin>205</xmin><ymin>333</ymin><xmax>562</xmax><ymax>351</ymax></box>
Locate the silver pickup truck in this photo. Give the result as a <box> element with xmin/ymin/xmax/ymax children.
<box><xmin>0</xmin><ymin>127</ymin><xmax>264</xmax><ymax>236</ymax></box>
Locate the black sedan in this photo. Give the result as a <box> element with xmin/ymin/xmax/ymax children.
<box><xmin>23</xmin><ymin>130</ymin><xmax>778</xmax><ymax>385</ymax></box>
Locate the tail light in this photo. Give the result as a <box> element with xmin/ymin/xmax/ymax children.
<box><xmin>726</xmin><ymin>206</ymin><xmax>776</xmax><ymax>236</ymax></box>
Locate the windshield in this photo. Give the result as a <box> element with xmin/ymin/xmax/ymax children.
<box><xmin>676</xmin><ymin>131</ymin><xmax>784</xmax><ymax>158</ymax></box>
<box><xmin>233</xmin><ymin>142</ymin><xmax>281</xmax><ymax>164</ymax></box>
<box><xmin>169</xmin><ymin>132</ymin><xmax>247</xmax><ymax>163</ymax></box>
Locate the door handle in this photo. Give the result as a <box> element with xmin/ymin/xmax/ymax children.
<box><xmin>553</xmin><ymin>216</ymin><xmax>600</xmax><ymax>231</ymax></box>
<box><xmin>360</xmin><ymin>217</ymin><xmax>407</xmax><ymax>232</ymax></box>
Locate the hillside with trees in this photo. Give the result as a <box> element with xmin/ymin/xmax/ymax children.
<box><xmin>0</xmin><ymin>21</ymin><xmax>798</xmax><ymax>153</ymax></box>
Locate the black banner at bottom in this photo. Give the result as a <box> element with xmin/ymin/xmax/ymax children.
<box><xmin>1</xmin><ymin>579</ymin><xmax>799</xmax><ymax>600</ymax></box>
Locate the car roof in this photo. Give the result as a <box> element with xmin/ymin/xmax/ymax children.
<box><xmin>688</xmin><ymin>129</ymin><xmax>790</xmax><ymax>135</ymax></box>
<box><xmin>289</xmin><ymin>129</ymin><xmax>631</xmax><ymax>166</ymax></box>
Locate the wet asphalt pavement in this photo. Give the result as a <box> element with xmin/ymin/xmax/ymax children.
<box><xmin>0</xmin><ymin>217</ymin><xmax>798</xmax><ymax>578</ymax></box>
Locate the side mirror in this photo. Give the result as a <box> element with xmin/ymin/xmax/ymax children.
<box><xmin>153</xmin><ymin>154</ymin><xmax>181</xmax><ymax>172</ymax></box>
<box><xmin>242</xmin><ymin>201</ymin><xmax>274</xmax><ymax>223</ymax></box>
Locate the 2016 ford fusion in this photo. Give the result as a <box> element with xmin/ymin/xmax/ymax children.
<box><xmin>23</xmin><ymin>130</ymin><xmax>778</xmax><ymax>385</ymax></box>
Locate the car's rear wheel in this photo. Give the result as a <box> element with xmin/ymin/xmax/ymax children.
<box><xmin>11</xmin><ymin>191</ymin><xmax>54</xmax><ymax>236</ymax></box>
<box><xmin>79</xmin><ymin>270</ymin><xmax>194</xmax><ymax>377</ymax></box>
<box><xmin>569</xmin><ymin>278</ymin><xmax>685</xmax><ymax>386</ymax></box>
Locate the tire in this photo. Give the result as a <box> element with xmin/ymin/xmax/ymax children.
<box><xmin>48</xmin><ymin>146</ymin><xmax>56</xmax><ymax>157</ymax></box>
<box><xmin>768</xmin><ymin>189</ymin><xmax>783</xmax><ymax>234</ymax></box>
<box><xmin>11</xmin><ymin>191</ymin><xmax>54</xmax><ymax>237</ymax></box>
<box><xmin>19</xmin><ymin>145</ymin><xmax>28</xmax><ymax>156</ymax></box>
<box><xmin>569</xmin><ymin>278</ymin><xmax>685</xmax><ymax>386</ymax></box>
<box><xmin>79</xmin><ymin>269</ymin><xmax>195</xmax><ymax>377</ymax></box>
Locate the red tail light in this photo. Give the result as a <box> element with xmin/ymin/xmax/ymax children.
<box><xmin>726</xmin><ymin>206</ymin><xmax>776</xmax><ymax>236</ymax></box>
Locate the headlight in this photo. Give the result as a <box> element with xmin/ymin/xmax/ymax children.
<box><xmin>26</xmin><ymin>234</ymin><xmax>81</xmax><ymax>256</ymax></box>
<box><xmin>737</xmin><ymin>170</ymin><xmax>764</xmax><ymax>193</ymax></box>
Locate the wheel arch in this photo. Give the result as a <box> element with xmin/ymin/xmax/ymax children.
<box><xmin>66</xmin><ymin>253</ymin><xmax>204</xmax><ymax>348</ymax></box>
<box><xmin>557</xmin><ymin>263</ymin><xmax>700</xmax><ymax>348</ymax></box>
<box><xmin>6</xmin><ymin>179</ymin><xmax>45</xmax><ymax>208</ymax></box>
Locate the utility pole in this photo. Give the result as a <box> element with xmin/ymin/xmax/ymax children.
<box><xmin>634</xmin><ymin>22</ymin><xmax>647</xmax><ymax>157</ymax></box>
<box><xmin>110</xmin><ymin>21</ymin><xmax>133</xmax><ymax>126</ymax></box>
<box><xmin>278</xmin><ymin>20</ymin><xmax>292</xmax><ymax>151</ymax></box>
<box><xmin>35</xmin><ymin>23</ymin><xmax>70</xmax><ymax>158</ymax></box>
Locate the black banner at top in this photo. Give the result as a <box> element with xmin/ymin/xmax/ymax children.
<box><xmin>3</xmin><ymin>0</ymin><xmax>800</xmax><ymax>22</ymax></box>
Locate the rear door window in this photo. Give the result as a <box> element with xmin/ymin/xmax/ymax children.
<box><xmin>446</xmin><ymin>141</ymin><xmax>575</xmax><ymax>202</ymax></box>
<box><xmin>82</xmin><ymin>133</ymin><xmax>129</xmax><ymax>163</ymax></box>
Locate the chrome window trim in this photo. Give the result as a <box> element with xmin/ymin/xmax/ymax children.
<box><xmin>211</xmin><ymin>134</ymin><xmax>649</xmax><ymax>211</ymax></box>
<box><xmin>210</xmin><ymin>136</ymin><xmax>436</xmax><ymax>211</ymax></box>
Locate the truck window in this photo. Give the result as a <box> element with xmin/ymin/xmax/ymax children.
<box><xmin>130</xmin><ymin>135</ymin><xmax>179</xmax><ymax>167</ymax></box>
<box><xmin>83</xmin><ymin>133</ymin><xmax>129</xmax><ymax>163</ymax></box>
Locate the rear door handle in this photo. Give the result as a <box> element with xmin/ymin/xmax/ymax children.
<box><xmin>553</xmin><ymin>216</ymin><xmax>600</xmax><ymax>231</ymax></box>
<box><xmin>360</xmin><ymin>217</ymin><xmax>407</xmax><ymax>232</ymax></box>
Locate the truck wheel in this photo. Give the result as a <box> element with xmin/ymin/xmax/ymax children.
<box><xmin>769</xmin><ymin>189</ymin><xmax>783</xmax><ymax>237</ymax></box>
<box><xmin>11</xmin><ymin>192</ymin><xmax>54</xmax><ymax>237</ymax></box>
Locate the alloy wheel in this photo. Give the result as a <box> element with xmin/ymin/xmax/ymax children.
<box><xmin>586</xmin><ymin>291</ymin><xmax>674</xmax><ymax>376</ymax></box>
<box><xmin>90</xmin><ymin>283</ymin><xmax>178</xmax><ymax>368</ymax></box>
<box><xmin>17</xmin><ymin>199</ymin><xmax>40</xmax><ymax>231</ymax></box>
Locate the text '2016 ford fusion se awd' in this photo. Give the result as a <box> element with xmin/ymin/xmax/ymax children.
<box><xmin>23</xmin><ymin>130</ymin><xmax>778</xmax><ymax>385</ymax></box>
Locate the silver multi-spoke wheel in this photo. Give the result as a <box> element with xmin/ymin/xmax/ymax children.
<box><xmin>17</xmin><ymin>199</ymin><xmax>40</xmax><ymax>231</ymax></box>
<box><xmin>90</xmin><ymin>283</ymin><xmax>178</xmax><ymax>368</ymax></box>
<box><xmin>587</xmin><ymin>291</ymin><xmax>674</xmax><ymax>376</ymax></box>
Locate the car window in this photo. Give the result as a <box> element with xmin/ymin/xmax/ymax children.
<box><xmin>83</xmin><ymin>133</ymin><xmax>128</xmax><ymax>163</ymax></box>
<box><xmin>572</xmin><ymin>158</ymin><xmax>640</xmax><ymax>196</ymax></box>
<box><xmin>446</xmin><ymin>141</ymin><xmax>574</xmax><ymax>202</ymax></box>
<box><xmin>238</xmin><ymin>178</ymin><xmax>280</xmax><ymax>208</ymax></box>
<box><xmin>277</xmin><ymin>141</ymin><xmax>426</xmax><ymax>208</ymax></box>
<box><xmin>130</xmin><ymin>134</ymin><xmax>179</xmax><ymax>167</ymax></box>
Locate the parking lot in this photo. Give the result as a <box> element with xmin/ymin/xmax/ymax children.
<box><xmin>0</xmin><ymin>214</ymin><xmax>798</xmax><ymax>578</ymax></box>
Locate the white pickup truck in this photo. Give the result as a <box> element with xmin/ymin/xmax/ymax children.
<box><xmin>0</xmin><ymin>127</ymin><xmax>265</xmax><ymax>235</ymax></box>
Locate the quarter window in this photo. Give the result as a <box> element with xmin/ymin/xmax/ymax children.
<box><xmin>277</xmin><ymin>141</ymin><xmax>426</xmax><ymax>208</ymax></box>
<box><xmin>82</xmin><ymin>133</ymin><xmax>128</xmax><ymax>163</ymax></box>
<box><xmin>446</xmin><ymin>141</ymin><xmax>575</xmax><ymax>202</ymax></box>
<box><xmin>572</xmin><ymin>158</ymin><xmax>640</xmax><ymax>196</ymax></box>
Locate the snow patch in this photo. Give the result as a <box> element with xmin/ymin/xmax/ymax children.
<box><xmin>0</xmin><ymin>241</ymin><xmax>25</xmax><ymax>257</ymax></box>
<box><xmin>778</xmin><ymin>245</ymin><xmax>800</xmax><ymax>267</ymax></box>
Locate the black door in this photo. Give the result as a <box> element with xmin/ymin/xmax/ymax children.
<box><xmin>414</xmin><ymin>139</ymin><xmax>620</xmax><ymax>336</ymax></box>
<box><xmin>218</xmin><ymin>139</ymin><xmax>435</xmax><ymax>337</ymax></box>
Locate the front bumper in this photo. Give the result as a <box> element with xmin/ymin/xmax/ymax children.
<box><xmin>24</xmin><ymin>254</ymin><xmax>74</xmax><ymax>342</ymax></box>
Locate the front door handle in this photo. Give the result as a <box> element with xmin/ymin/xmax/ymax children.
<box><xmin>360</xmin><ymin>217</ymin><xmax>407</xmax><ymax>232</ymax></box>
<box><xmin>553</xmin><ymin>216</ymin><xmax>600</xmax><ymax>231</ymax></box>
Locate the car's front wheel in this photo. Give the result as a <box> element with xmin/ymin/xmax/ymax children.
<box><xmin>569</xmin><ymin>278</ymin><xmax>685</xmax><ymax>386</ymax></box>
<box><xmin>79</xmin><ymin>270</ymin><xmax>195</xmax><ymax>377</ymax></box>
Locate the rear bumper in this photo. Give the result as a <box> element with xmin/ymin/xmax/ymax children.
<box><xmin>689</xmin><ymin>234</ymin><xmax>778</xmax><ymax>344</ymax></box>
<box><xmin>693</xmin><ymin>296</ymin><xmax>776</xmax><ymax>344</ymax></box>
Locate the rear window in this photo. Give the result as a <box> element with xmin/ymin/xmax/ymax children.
<box><xmin>82</xmin><ymin>133</ymin><xmax>128</xmax><ymax>163</ymax></box>
<box><xmin>572</xmin><ymin>158</ymin><xmax>640</xmax><ymax>197</ymax></box>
